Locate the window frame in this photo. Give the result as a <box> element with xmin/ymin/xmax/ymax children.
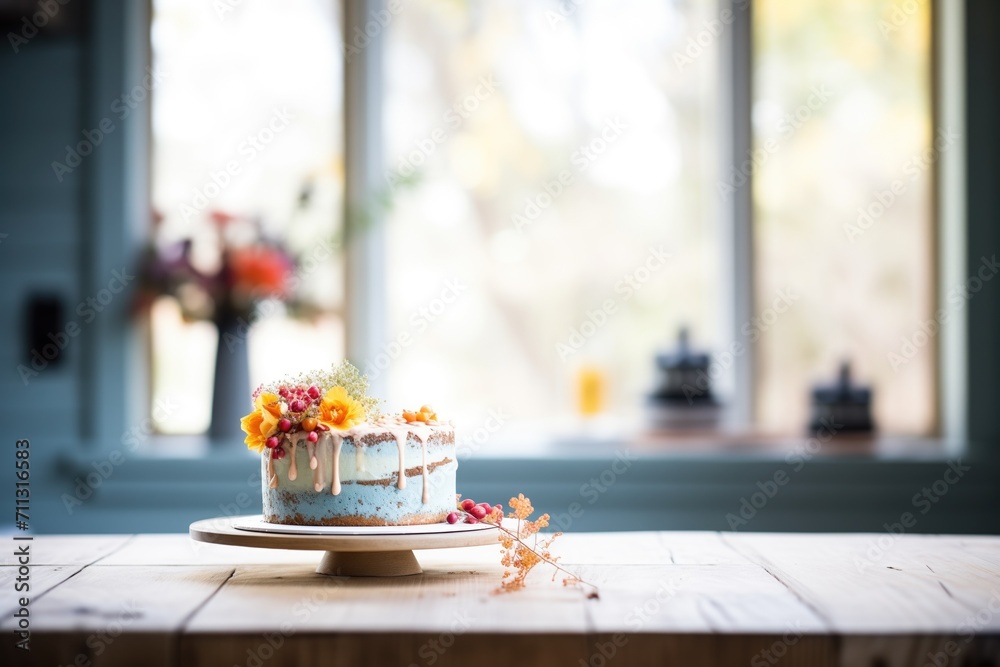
<box><xmin>87</xmin><ymin>0</ymin><xmax>968</xmax><ymax>456</ymax></box>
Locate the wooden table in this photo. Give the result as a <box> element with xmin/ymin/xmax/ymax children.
<box><xmin>2</xmin><ymin>532</ymin><xmax>999</xmax><ymax>667</ymax></box>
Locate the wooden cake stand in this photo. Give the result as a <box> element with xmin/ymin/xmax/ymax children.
<box><xmin>189</xmin><ymin>515</ymin><xmax>499</xmax><ymax>577</ymax></box>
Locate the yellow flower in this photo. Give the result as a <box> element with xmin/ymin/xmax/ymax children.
<box><xmin>240</xmin><ymin>392</ymin><xmax>283</xmax><ymax>453</ymax></box>
<box><xmin>319</xmin><ymin>386</ymin><xmax>366</xmax><ymax>430</ymax></box>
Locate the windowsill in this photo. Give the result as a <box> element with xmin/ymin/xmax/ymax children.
<box><xmin>132</xmin><ymin>430</ymin><xmax>957</xmax><ymax>463</ymax></box>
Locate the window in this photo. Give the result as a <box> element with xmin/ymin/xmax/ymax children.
<box><xmin>147</xmin><ymin>0</ymin><xmax>940</xmax><ymax>443</ymax></box>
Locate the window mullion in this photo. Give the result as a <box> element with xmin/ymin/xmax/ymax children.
<box><xmin>720</xmin><ymin>0</ymin><xmax>755</xmax><ymax>429</ymax></box>
<box><xmin>343</xmin><ymin>0</ymin><xmax>389</xmax><ymax>399</ymax></box>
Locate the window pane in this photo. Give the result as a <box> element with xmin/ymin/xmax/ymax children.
<box><xmin>753</xmin><ymin>0</ymin><xmax>934</xmax><ymax>434</ymax></box>
<box><xmin>382</xmin><ymin>0</ymin><xmax>721</xmax><ymax>429</ymax></box>
<box><xmin>150</xmin><ymin>0</ymin><xmax>344</xmax><ymax>434</ymax></box>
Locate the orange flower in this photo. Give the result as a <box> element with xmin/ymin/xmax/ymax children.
<box><xmin>240</xmin><ymin>392</ymin><xmax>283</xmax><ymax>453</ymax></box>
<box><xmin>318</xmin><ymin>386</ymin><xmax>366</xmax><ymax>431</ymax></box>
<box><xmin>229</xmin><ymin>246</ymin><xmax>292</xmax><ymax>297</ymax></box>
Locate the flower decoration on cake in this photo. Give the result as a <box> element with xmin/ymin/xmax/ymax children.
<box><xmin>241</xmin><ymin>361</ymin><xmax>380</xmax><ymax>453</ymax></box>
<box><xmin>319</xmin><ymin>386</ymin><xmax>366</xmax><ymax>431</ymax></box>
<box><xmin>240</xmin><ymin>392</ymin><xmax>283</xmax><ymax>453</ymax></box>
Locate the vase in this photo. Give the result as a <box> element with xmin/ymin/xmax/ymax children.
<box><xmin>208</xmin><ymin>310</ymin><xmax>251</xmax><ymax>445</ymax></box>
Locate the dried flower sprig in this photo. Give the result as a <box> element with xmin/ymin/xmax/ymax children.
<box><xmin>452</xmin><ymin>494</ymin><xmax>598</xmax><ymax>597</ymax></box>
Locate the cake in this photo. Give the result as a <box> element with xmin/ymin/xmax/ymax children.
<box><xmin>240</xmin><ymin>362</ymin><xmax>457</xmax><ymax>526</ymax></box>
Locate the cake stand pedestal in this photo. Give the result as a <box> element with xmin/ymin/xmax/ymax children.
<box><xmin>189</xmin><ymin>516</ymin><xmax>499</xmax><ymax>577</ymax></box>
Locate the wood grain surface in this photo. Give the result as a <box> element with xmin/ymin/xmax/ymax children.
<box><xmin>2</xmin><ymin>531</ymin><xmax>998</xmax><ymax>667</ymax></box>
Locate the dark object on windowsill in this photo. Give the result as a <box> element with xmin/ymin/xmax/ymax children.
<box><xmin>808</xmin><ymin>362</ymin><xmax>875</xmax><ymax>436</ymax></box>
<box><xmin>647</xmin><ymin>328</ymin><xmax>721</xmax><ymax>429</ymax></box>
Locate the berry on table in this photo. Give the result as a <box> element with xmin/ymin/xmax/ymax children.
<box><xmin>469</xmin><ymin>505</ymin><xmax>487</xmax><ymax>520</ymax></box>
<box><xmin>464</xmin><ymin>515</ymin><xmax>479</xmax><ymax>524</ymax></box>
<box><xmin>446</xmin><ymin>512</ymin><xmax>460</xmax><ymax>524</ymax></box>
<box><xmin>460</xmin><ymin>498</ymin><xmax>476</xmax><ymax>512</ymax></box>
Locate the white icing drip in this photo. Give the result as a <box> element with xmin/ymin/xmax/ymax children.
<box><xmin>330</xmin><ymin>433</ymin><xmax>342</xmax><ymax>496</ymax></box>
<box><xmin>308</xmin><ymin>440</ymin><xmax>318</xmax><ymax>470</ymax></box>
<box><xmin>287</xmin><ymin>437</ymin><xmax>298</xmax><ymax>481</ymax></box>
<box><xmin>393</xmin><ymin>429</ymin><xmax>407</xmax><ymax>490</ymax></box>
<box><xmin>312</xmin><ymin>438</ymin><xmax>323</xmax><ymax>492</ymax></box>
<box><xmin>416</xmin><ymin>430</ymin><xmax>429</xmax><ymax>504</ymax></box>
<box><xmin>267</xmin><ymin>454</ymin><xmax>278</xmax><ymax>489</ymax></box>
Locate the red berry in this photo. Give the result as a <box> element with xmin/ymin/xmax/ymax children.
<box><xmin>464</xmin><ymin>515</ymin><xmax>479</xmax><ymax>524</ymax></box>
<box><xmin>460</xmin><ymin>498</ymin><xmax>476</xmax><ymax>512</ymax></box>
<box><xmin>307</xmin><ymin>431</ymin><xmax>319</xmax><ymax>443</ymax></box>
<box><xmin>271</xmin><ymin>447</ymin><xmax>286</xmax><ymax>460</ymax></box>
<box><xmin>289</xmin><ymin>399</ymin><xmax>306</xmax><ymax>412</ymax></box>
<box><xmin>446</xmin><ymin>512</ymin><xmax>460</xmax><ymax>524</ymax></box>
<box><xmin>469</xmin><ymin>505</ymin><xmax>487</xmax><ymax>520</ymax></box>
<box><xmin>266</xmin><ymin>436</ymin><xmax>280</xmax><ymax>449</ymax></box>
<box><xmin>278</xmin><ymin>418</ymin><xmax>292</xmax><ymax>432</ymax></box>
<box><xmin>307</xmin><ymin>385</ymin><xmax>320</xmax><ymax>399</ymax></box>
<box><xmin>477</xmin><ymin>502</ymin><xmax>492</xmax><ymax>510</ymax></box>
<box><xmin>278</xmin><ymin>387</ymin><xmax>289</xmax><ymax>398</ymax></box>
